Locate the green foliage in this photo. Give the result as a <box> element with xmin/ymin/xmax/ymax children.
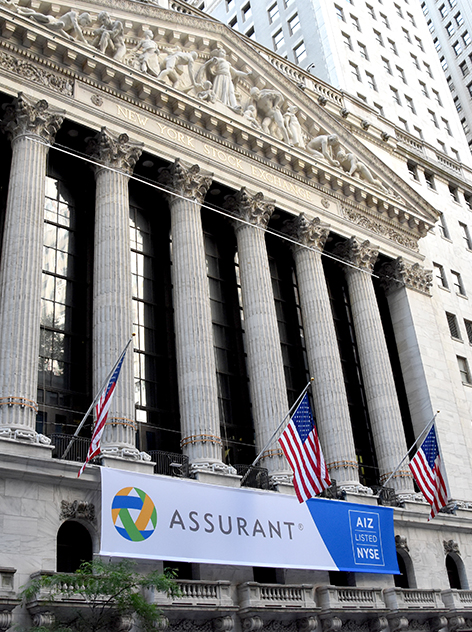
<box><xmin>21</xmin><ymin>560</ymin><xmax>180</xmax><ymax>632</ymax></box>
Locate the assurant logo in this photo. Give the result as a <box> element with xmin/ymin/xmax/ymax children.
<box><xmin>112</xmin><ymin>487</ymin><xmax>157</xmax><ymax>542</ymax></box>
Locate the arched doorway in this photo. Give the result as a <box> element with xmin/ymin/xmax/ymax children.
<box><xmin>446</xmin><ymin>553</ymin><xmax>468</xmax><ymax>589</ymax></box>
<box><xmin>57</xmin><ymin>521</ymin><xmax>93</xmax><ymax>572</ymax></box>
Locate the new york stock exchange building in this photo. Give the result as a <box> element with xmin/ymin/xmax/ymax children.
<box><xmin>3</xmin><ymin>0</ymin><xmax>472</xmax><ymax>630</ymax></box>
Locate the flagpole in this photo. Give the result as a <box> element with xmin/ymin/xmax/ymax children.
<box><xmin>61</xmin><ymin>335</ymin><xmax>135</xmax><ymax>461</ymax></box>
<box><xmin>379</xmin><ymin>411</ymin><xmax>439</xmax><ymax>491</ymax></box>
<box><xmin>240</xmin><ymin>377</ymin><xmax>314</xmax><ymax>486</ymax></box>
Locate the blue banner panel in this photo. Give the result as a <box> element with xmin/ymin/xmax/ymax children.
<box><xmin>101</xmin><ymin>468</ymin><xmax>399</xmax><ymax>574</ymax></box>
<box><xmin>306</xmin><ymin>498</ymin><xmax>398</xmax><ymax>574</ymax></box>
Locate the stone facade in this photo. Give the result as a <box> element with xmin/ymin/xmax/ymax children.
<box><xmin>1</xmin><ymin>1</ymin><xmax>472</xmax><ymax>631</ymax></box>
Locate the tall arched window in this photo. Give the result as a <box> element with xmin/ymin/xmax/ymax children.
<box><xmin>57</xmin><ymin>521</ymin><xmax>93</xmax><ymax>572</ymax></box>
<box><xmin>394</xmin><ymin>550</ymin><xmax>416</xmax><ymax>588</ymax></box>
<box><xmin>446</xmin><ymin>553</ymin><xmax>468</xmax><ymax>589</ymax></box>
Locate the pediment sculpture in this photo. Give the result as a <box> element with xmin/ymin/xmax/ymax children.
<box><xmin>8</xmin><ymin>2</ymin><xmax>392</xmax><ymax>193</ymax></box>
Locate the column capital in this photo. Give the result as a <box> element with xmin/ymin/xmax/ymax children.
<box><xmin>224</xmin><ymin>187</ymin><xmax>274</xmax><ymax>229</ymax></box>
<box><xmin>1</xmin><ymin>92</ymin><xmax>64</xmax><ymax>144</ymax></box>
<box><xmin>334</xmin><ymin>236</ymin><xmax>379</xmax><ymax>272</ymax></box>
<box><xmin>86</xmin><ymin>127</ymin><xmax>143</xmax><ymax>175</ymax></box>
<box><xmin>283</xmin><ymin>213</ymin><xmax>330</xmax><ymax>251</ymax></box>
<box><xmin>379</xmin><ymin>257</ymin><xmax>432</xmax><ymax>296</ymax></box>
<box><xmin>158</xmin><ymin>158</ymin><xmax>212</xmax><ymax>204</ymax></box>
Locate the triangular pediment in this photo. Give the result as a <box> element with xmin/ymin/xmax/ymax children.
<box><xmin>0</xmin><ymin>0</ymin><xmax>438</xmax><ymax>251</ymax></box>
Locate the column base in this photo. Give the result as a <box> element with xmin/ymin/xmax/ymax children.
<box><xmin>0</xmin><ymin>434</ymin><xmax>54</xmax><ymax>459</ymax></box>
<box><xmin>100</xmin><ymin>454</ymin><xmax>155</xmax><ymax>475</ymax></box>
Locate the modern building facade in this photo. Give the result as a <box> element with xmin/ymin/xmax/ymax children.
<box><xmin>420</xmin><ymin>0</ymin><xmax>472</xmax><ymax>153</ymax></box>
<box><xmin>1</xmin><ymin>0</ymin><xmax>472</xmax><ymax>630</ymax></box>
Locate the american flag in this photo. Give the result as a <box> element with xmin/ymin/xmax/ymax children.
<box><xmin>409</xmin><ymin>423</ymin><xmax>448</xmax><ymax>520</ymax></box>
<box><xmin>278</xmin><ymin>393</ymin><xmax>331</xmax><ymax>503</ymax></box>
<box><xmin>78</xmin><ymin>348</ymin><xmax>128</xmax><ymax>478</ymax></box>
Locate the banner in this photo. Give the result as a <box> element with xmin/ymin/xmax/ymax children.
<box><xmin>101</xmin><ymin>468</ymin><xmax>399</xmax><ymax>574</ymax></box>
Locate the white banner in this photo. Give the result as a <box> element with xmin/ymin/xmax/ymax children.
<box><xmin>100</xmin><ymin>468</ymin><xmax>398</xmax><ymax>573</ymax></box>
<box><xmin>101</xmin><ymin>468</ymin><xmax>336</xmax><ymax>569</ymax></box>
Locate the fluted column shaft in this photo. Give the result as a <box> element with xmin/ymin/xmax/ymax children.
<box><xmin>227</xmin><ymin>190</ymin><xmax>291</xmax><ymax>482</ymax></box>
<box><xmin>88</xmin><ymin>128</ymin><xmax>142</xmax><ymax>456</ymax></box>
<box><xmin>286</xmin><ymin>215</ymin><xmax>359</xmax><ymax>488</ymax></box>
<box><xmin>159</xmin><ymin>160</ymin><xmax>229</xmax><ymax>473</ymax></box>
<box><xmin>0</xmin><ymin>95</ymin><xmax>64</xmax><ymax>439</ymax></box>
<box><xmin>340</xmin><ymin>238</ymin><xmax>414</xmax><ymax>493</ymax></box>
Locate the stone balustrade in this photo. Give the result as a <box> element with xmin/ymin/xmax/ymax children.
<box><xmin>149</xmin><ymin>580</ymin><xmax>234</xmax><ymax>608</ymax></box>
<box><xmin>442</xmin><ymin>589</ymin><xmax>472</xmax><ymax>611</ymax></box>
<box><xmin>317</xmin><ymin>586</ymin><xmax>386</xmax><ymax>611</ymax></box>
<box><xmin>238</xmin><ymin>582</ymin><xmax>316</xmax><ymax>611</ymax></box>
<box><xmin>383</xmin><ymin>588</ymin><xmax>445</xmax><ymax>611</ymax></box>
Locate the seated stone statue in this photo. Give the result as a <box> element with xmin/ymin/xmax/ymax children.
<box><xmin>157</xmin><ymin>48</ymin><xmax>198</xmax><ymax>91</ymax></box>
<box><xmin>250</xmin><ymin>87</ymin><xmax>290</xmax><ymax>144</ymax></box>
<box><xmin>335</xmin><ymin>148</ymin><xmax>388</xmax><ymax>191</ymax></box>
<box><xmin>306</xmin><ymin>133</ymin><xmax>340</xmax><ymax>166</ymax></box>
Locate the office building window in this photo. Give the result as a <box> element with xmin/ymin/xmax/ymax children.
<box><xmin>432</xmin><ymin>90</ymin><xmax>442</xmax><ymax>107</ymax></box>
<box><xmin>453</xmin><ymin>41</ymin><xmax>463</xmax><ymax>55</ymax></box>
<box><xmin>288</xmin><ymin>13</ymin><xmax>301</xmax><ymax>35</ymax></box>
<box><xmin>438</xmin><ymin>213</ymin><xmax>449</xmax><ymax>237</ymax></box>
<box><xmin>440</xmin><ymin>56</ymin><xmax>448</xmax><ymax>71</ymax></box>
<box><xmin>358</xmin><ymin>42</ymin><xmax>369</xmax><ymax>58</ymax></box>
<box><xmin>343</xmin><ymin>32</ymin><xmax>353</xmax><ymax>49</ymax></box>
<box><xmin>242</xmin><ymin>2</ymin><xmax>252</xmax><ymax>21</ymax></box>
<box><xmin>407</xmin><ymin>160</ymin><xmax>419</xmax><ymax>180</ymax></box>
<box><xmin>374</xmin><ymin>102</ymin><xmax>384</xmax><ymax>115</ymax></box>
<box><xmin>446</xmin><ymin>22</ymin><xmax>455</xmax><ymax>36</ymax></box>
<box><xmin>427</xmin><ymin>19</ymin><xmax>434</xmax><ymax>34</ymax></box>
<box><xmin>439</xmin><ymin>3</ymin><xmax>448</xmax><ymax>17</ymax></box>
<box><xmin>464</xmin><ymin>319</ymin><xmax>472</xmax><ymax>345</ymax></box>
<box><xmin>229</xmin><ymin>16</ymin><xmax>237</xmax><ymax>28</ymax></box>
<box><xmin>268</xmin><ymin>2</ymin><xmax>279</xmax><ymax>23</ymax></box>
<box><xmin>451</xmin><ymin>148</ymin><xmax>460</xmax><ymax>161</ymax></box>
<box><xmin>460</xmin><ymin>61</ymin><xmax>469</xmax><ymax>76</ymax></box>
<box><xmin>451</xmin><ymin>270</ymin><xmax>466</xmax><ymax>296</ymax></box>
<box><xmin>413</xmin><ymin>125</ymin><xmax>423</xmax><ymax>139</ymax></box>
<box><xmin>459</xmin><ymin>222</ymin><xmax>472</xmax><ymax>248</ymax></box>
<box><xmin>388</xmin><ymin>39</ymin><xmax>398</xmax><ymax>55</ymax></box>
<box><xmin>380</xmin><ymin>12</ymin><xmax>390</xmax><ymax>28</ymax></box>
<box><xmin>382</xmin><ymin>57</ymin><xmax>392</xmax><ymax>74</ymax></box>
<box><xmin>407</xmin><ymin>12</ymin><xmax>415</xmax><ymax>26</ymax></box>
<box><xmin>424</xmin><ymin>171</ymin><xmax>436</xmax><ymax>189</ymax></box>
<box><xmin>390</xmin><ymin>86</ymin><xmax>401</xmax><ymax>104</ymax></box>
<box><xmin>461</xmin><ymin>118</ymin><xmax>470</xmax><ymax>134</ymax></box>
<box><xmin>294</xmin><ymin>40</ymin><xmax>307</xmax><ymax>61</ymax></box>
<box><xmin>366</xmin><ymin>3</ymin><xmax>376</xmax><ymax>19</ymax></box>
<box><xmin>411</xmin><ymin>53</ymin><xmax>420</xmax><ymax>69</ymax></box>
<box><xmin>350</xmin><ymin>61</ymin><xmax>362</xmax><ymax>81</ymax></box>
<box><xmin>456</xmin><ymin>12</ymin><xmax>464</xmax><ymax>26</ymax></box>
<box><xmin>463</xmin><ymin>31</ymin><xmax>471</xmax><ymax>46</ymax></box>
<box><xmin>398</xmin><ymin>117</ymin><xmax>409</xmax><ymax>131</ymax></box>
<box><xmin>457</xmin><ymin>356</ymin><xmax>472</xmax><ymax>384</ymax></box>
<box><xmin>434</xmin><ymin>37</ymin><xmax>441</xmax><ymax>51</ymax></box>
<box><xmin>351</xmin><ymin>14</ymin><xmax>361</xmax><ymax>30</ymax></box>
<box><xmin>394</xmin><ymin>3</ymin><xmax>403</xmax><ymax>17</ymax></box>
<box><xmin>449</xmin><ymin>185</ymin><xmax>459</xmax><ymax>202</ymax></box>
<box><xmin>405</xmin><ymin>96</ymin><xmax>416</xmax><ymax>113</ymax></box>
<box><xmin>419</xmin><ymin>81</ymin><xmax>428</xmax><ymax>96</ymax></box>
<box><xmin>335</xmin><ymin>4</ymin><xmax>345</xmax><ymax>20</ymax></box>
<box><xmin>366</xmin><ymin>71</ymin><xmax>377</xmax><ymax>90</ymax></box>
<box><xmin>428</xmin><ymin>110</ymin><xmax>439</xmax><ymax>128</ymax></box>
<box><xmin>402</xmin><ymin>27</ymin><xmax>411</xmax><ymax>43</ymax></box>
<box><xmin>374</xmin><ymin>30</ymin><xmax>384</xmax><ymax>46</ymax></box>
<box><xmin>273</xmin><ymin>28</ymin><xmax>285</xmax><ymax>49</ymax></box>
<box><xmin>226</xmin><ymin>0</ymin><xmax>235</xmax><ymax>10</ymax></box>
<box><xmin>397</xmin><ymin>66</ymin><xmax>407</xmax><ymax>83</ymax></box>
<box><xmin>245</xmin><ymin>26</ymin><xmax>255</xmax><ymax>38</ymax></box>
<box><xmin>465</xmin><ymin>193</ymin><xmax>472</xmax><ymax>210</ymax></box>
<box><xmin>446</xmin><ymin>312</ymin><xmax>461</xmax><ymax>339</ymax></box>
<box><xmin>424</xmin><ymin>62</ymin><xmax>433</xmax><ymax>77</ymax></box>
<box><xmin>442</xmin><ymin>118</ymin><xmax>452</xmax><ymax>136</ymax></box>
<box><xmin>415</xmin><ymin>36</ymin><xmax>424</xmax><ymax>50</ymax></box>
<box><xmin>434</xmin><ymin>263</ymin><xmax>448</xmax><ymax>288</ymax></box>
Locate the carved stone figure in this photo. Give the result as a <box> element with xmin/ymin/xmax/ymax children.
<box><xmin>335</xmin><ymin>148</ymin><xmax>388</xmax><ymax>191</ymax></box>
<box><xmin>133</xmin><ymin>29</ymin><xmax>160</xmax><ymax>76</ymax></box>
<box><xmin>284</xmin><ymin>104</ymin><xmax>305</xmax><ymax>148</ymax></box>
<box><xmin>92</xmin><ymin>11</ymin><xmax>125</xmax><ymax>59</ymax></box>
<box><xmin>249</xmin><ymin>87</ymin><xmax>290</xmax><ymax>144</ymax></box>
<box><xmin>243</xmin><ymin>104</ymin><xmax>261</xmax><ymax>130</ymax></box>
<box><xmin>198</xmin><ymin>48</ymin><xmax>251</xmax><ymax>111</ymax></box>
<box><xmin>157</xmin><ymin>47</ymin><xmax>198</xmax><ymax>91</ymax></box>
<box><xmin>16</xmin><ymin>7</ymin><xmax>91</xmax><ymax>43</ymax></box>
<box><xmin>197</xmin><ymin>80</ymin><xmax>216</xmax><ymax>103</ymax></box>
<box><xmin>306</xmin><ymin>133</ymin><xmax>340</xmax><ymax>166</ymax></box>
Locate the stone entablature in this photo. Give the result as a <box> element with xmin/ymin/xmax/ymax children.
<box><xmin>0</xmin><ymin>0</ymin><xmax>438</xmax><ymax>252</ymax></box>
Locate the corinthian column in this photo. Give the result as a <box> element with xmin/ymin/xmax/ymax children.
<box><xmin>158</xmin><ymin>159</ymin><xmax>234</xmax><ymax>477</ymax></box>
<box><xmin>225</xmin><ymin>189</ymin><xmax>291</xmax><ymax>485</ymax></box>
<box><xmin>335</xmin><ymin>237</ymin><xmax>414</xmax><ymax>493</ymax></box>
<box><xmin>87</xmin><ymin>128</ymin><xmax>143</xmax><ymax>459</ymax></box>
<box><xmin>284</xmin><ymin>215</ymin><xmax>362</xmax><ymax>491</ymax></box>
<box><xmin>0</xmin><ymin>94</ymin><xmax>64</xmax><ymax>443</ymax></box>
